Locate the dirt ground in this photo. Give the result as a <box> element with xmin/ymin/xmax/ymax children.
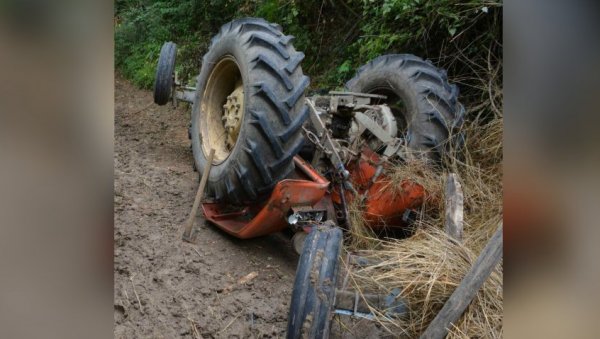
<box><xmin>114</xmin><ymin>75</ymin><xmax>387</xmax><ymax>338</ymax></box>
<box><xmin>114</xmin><ymin>74</ymin><xmax>302</xmax><ymax>338</ymax></box>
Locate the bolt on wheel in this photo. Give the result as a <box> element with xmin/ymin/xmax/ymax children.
<box><xmin>222</xmin><ymin>82</ymin><xmax>244</xmax><ymax>151</ymax></box>
<box><xmin>199</xmin><ymin>56</ymin><xmax>245</xmax><ymax>164</ymax></box>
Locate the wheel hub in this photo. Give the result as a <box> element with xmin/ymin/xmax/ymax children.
<box><xmin>222</xmin><ymin>83</ymin><xmax>244</xmax><ymax>150</ymax></box>
<box><xmin>350</xmin><ymin>105</ymin><xmax>397</xmax><ymax>151</ymax></box>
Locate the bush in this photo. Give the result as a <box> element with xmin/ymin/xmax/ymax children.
<box><xmin>115</xmin><ymin>0</ymin><xmax>502</xmax><ymax>118</ymax></box>
<box><xmin>115</xmin><ymin>0</ymin><xmax>254</xmax><ymax>88</ymax></box>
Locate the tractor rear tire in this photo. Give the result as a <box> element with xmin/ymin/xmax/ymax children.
<box><xmin>191</xmin><ymin>18</ymin><xmax>309</xmax><ymax>204</ymax></box>
<box><xmin>287</xmin><ymin>226</ymin><xmax>342</xmax><ymax>339</ymax></box>
<box><xmin>153</xmin><ymin>41</ymin><xmax>177</xmax><ymax>105</ymax></box>
<box><xmin>345</xmin><ymin>54</ymin><xmax>464</xmax><ymax>163</ymax></box>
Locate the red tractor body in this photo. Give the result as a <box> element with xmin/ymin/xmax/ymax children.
<box><xmin>202</xmin><ymin>151</ymin><xmax>425</xmax><ymax>239</ymax></box>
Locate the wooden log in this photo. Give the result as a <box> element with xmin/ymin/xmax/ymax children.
<box><xmin>444</xmin><ymin>173</ymin><xmax>464</xmax><ymax>242</ymax></box>
<box><xmin>182</xmin><ymin>149</ymin><xmax>215</xmax><ymax>243</ymax></box>
<box><xmin>420</xmin><ymin>222</ymin><xmax>503</xmax><ymax>339</ymax></box>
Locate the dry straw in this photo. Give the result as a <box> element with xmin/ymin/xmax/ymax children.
<box><xmin>346</xmin><ymin>225</ymin><xmax>503</xmax><ymax>338</ymax></box>
<box><xmin>346</xmin><ymin>78</ymin><xmax>503</xmax><ymax>337</ymax></box>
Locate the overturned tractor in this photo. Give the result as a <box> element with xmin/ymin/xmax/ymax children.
<box><xmin>153</xmin><ymin>17</ymin><xmax>463</xmax><ymax>338</ymax></box>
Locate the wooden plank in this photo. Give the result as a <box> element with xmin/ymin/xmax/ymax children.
<box><xmin>444</xmin><ymin>173</ymin><xmax>464</xmax><ymax>242</ymax></box>
<box><xmin>420</xmin><ymin>222</ymin><xmax>503</xmax><ymax>339</ymax></box>
<box><xmin>182</xmin><ymin>149</ymin><xmax>215</xmax><ymax>243</ymax></box>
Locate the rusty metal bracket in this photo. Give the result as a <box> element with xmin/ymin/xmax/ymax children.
<box><xmin>328</xmin><ymin>91</ymin><xmax>387</xmax><ymax>113</ymax></box>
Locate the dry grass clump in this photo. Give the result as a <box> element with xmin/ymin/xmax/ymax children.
<box><xmin>344</xmin><ymin>27</ymin><xmax>503</xmax><ymax>335</ymax></box>
<box><xmin>345</xmin><ymin>108</ymin><xmax>503</xmax><ymax>336</ymax></box>
<box><xmin>388</xmin><ymin>153</ymin><xmax>446</xmax><ymax>221</ymax></box>
<box><xmin>346</xmin><ymin>226</ymin><xmax>503</xmax><ymax>338</ymax></box>
<box><xmin>346</xmin><ymin>196</ymin><xmax>380</xmax><ymax>249</ymax></box>
<box><xmin>448</xmin><ymin>115</ymin><xmax>503</xmax><ymax>252</ymax></box>
<box><xmin>345</xmin><ymin>114</ymin><xmax>504</xmax><ymax>252</ymax></box>
<box><xmin>346</xmin><ymin>152</ymin><xmax>446</xmax><ymax>250</ymax></box>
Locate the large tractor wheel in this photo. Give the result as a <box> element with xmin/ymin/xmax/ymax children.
<box><xmin>191</xmin><ymin>18</ymin><xmax>309</xmax><ymax>204</ymax></box>
<box><xmin>153</xmin><ymin>41</ymin><xmax>177</xmax><ymax>105</ymax></box>
<box><xmin>287</xmin><ymin>226</ymin><xmax>343</xmax><ymax>339</ymax></box>
<box><xmin>346</xmin><ymin>54</ymin><xmax>464</xmax><ymax>162</ymax></box>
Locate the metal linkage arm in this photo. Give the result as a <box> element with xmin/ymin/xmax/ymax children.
<box><xmin>305</xmin><ymin>99</ymin><xmax>358</xmax><ymax>195</ymax></box>
<box><xmin>305</xmin><ymin>99</ymin><xmax>345</xmax><ymax>172</ymax></box>
<box><xmin>172</xmin><ymin>72</ymin><xmax>196</xmax><ymax>106</ymax></box>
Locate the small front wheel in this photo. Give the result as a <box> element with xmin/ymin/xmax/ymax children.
<box><xmin>153</xmin><ymin>41</ymin><xmax>177</xmax><ymax>105</ymax></box>
<box><xmin>287</xmin><ymin>226</ymin><xmax>343</xmax><ymax>339</ymax></box>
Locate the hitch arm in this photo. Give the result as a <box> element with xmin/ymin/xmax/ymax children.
<box><xmin>305</xmin><ymin>99</ymin><xmax>358</xmax><ymax>194</ymax></box>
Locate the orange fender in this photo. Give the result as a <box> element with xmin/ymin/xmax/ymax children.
<box><xmin>333</xmin><ymin>148</ymin><xmax>425</xmax><ymax>229</ymax></box>
<box><xmin>202</xmin><ymin>157</ymin><xmax>330</xmax><ymax>239</ymax></box>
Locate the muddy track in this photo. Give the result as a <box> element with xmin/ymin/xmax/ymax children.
<box><xmin>114</xmin><ymin>75</ymin><xmax>299</xmax><ymax>338</ymax></box>
<box><xmin>113</xmin><ymin>75</ymin><xmax>385</xmax><ymax>338</ymax></box>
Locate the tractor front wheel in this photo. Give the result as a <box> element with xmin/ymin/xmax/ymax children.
<box><xmin>153</xmin><ymin>41</ymin><xmax>177</xmax><ymax>105</ymax></box>
<box><xmin>287</xmin><ymin>226</ymin><xmax>343</xmax><ymax>339</ymax></box>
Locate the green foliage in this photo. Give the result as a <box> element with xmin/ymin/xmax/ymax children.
<box><xmin>115</xmin><ymin>0</ymin><xmax>502</xmax><ymax>117</ymax></box>
<box><xmin>346</xmin><ymin>1</ymin><xmax>501</xmax><ymax>87</ymax></box>
<box><xmin>115</xmin><ymin>0</ymin><xmax>255</xmax><ymax>88</ymax></box>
